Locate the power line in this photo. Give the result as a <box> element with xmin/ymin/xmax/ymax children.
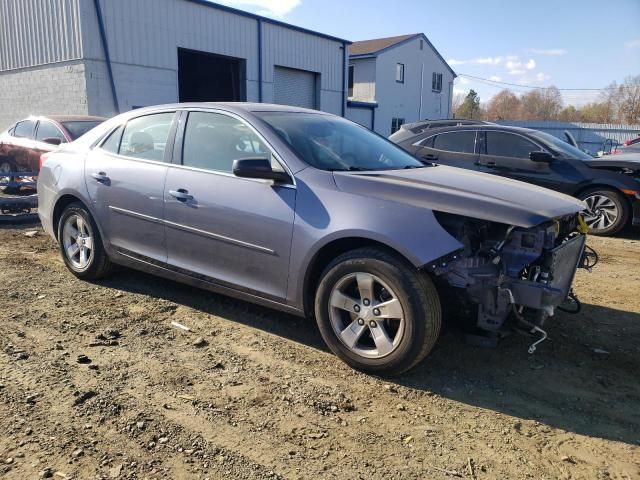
<box><xmin>457</xmin><ymin>73</ymin><xmax>624</xmax><ymax>91</ymax></box>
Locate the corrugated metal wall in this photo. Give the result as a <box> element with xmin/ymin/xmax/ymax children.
<box><xmin>0</xmin><ymin>0</ymin><xmax>347</xmax><ymax>116</ymax></box>
<box><xmin>262</xmin><ymin>22</ymin><xmax>343</xmax><ymax>92</ymax></box>
<box><xmin>496</xmin><ymin>120</ymin><xmax>640</xmax><ymax>152</ymax></box>
<box><xmin>0</xmin><ymin>0</ymin><xmax>82</xmax><ymax>72</ymax></box>
<box><xmin>80</xmin><ymin>0</ymin><xmax>260</xmax><ymax>78</ymax></box>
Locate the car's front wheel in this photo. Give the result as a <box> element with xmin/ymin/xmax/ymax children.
<box><xmin>58</xmin><ymin>202</ymin><xmax>113</xmax><ymax>279</ymax></box>
<box><xmin>314</xmin><ymin>247</ymin><xmax>441</xmax><ymax>376</ymax></box>
<box><xmin>578</xmin><ymin>187</ymin><xmax>629</xmax><ymax>236</ymax></box>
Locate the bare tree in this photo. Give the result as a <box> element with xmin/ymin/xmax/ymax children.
<box><xmin>520</xmin><ymin>86</ymin><xmax>563</xmax><ymax>120</ymax></box>
<box><xmin>451</xmin><ymin>93</ymin><xmax>465</xmax><ymax>118</ymax></box>
<box><xmin>617</xmin><ymin>75</ymin><xmax>640</xmax><ymax>124</ymax></box>
<box><xmin>486</xmin><ymin>89</ymin><xmax>521</xmax><ymax>120</ymax></box>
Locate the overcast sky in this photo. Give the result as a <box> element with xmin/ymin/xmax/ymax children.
<box><xmin>217</xmin><ymin>0</ymin><xmax>640</xmax><ymax>107</ymax></box>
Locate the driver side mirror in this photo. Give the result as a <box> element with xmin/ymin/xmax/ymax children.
<box><xmin>43</xmin><ymin>137</ymin><xmax>62</xmax><ymax>146</ymax></box>
<box><xmin>232</xmin><ymin>158</ymin><xmax>291</xmax><ymax>184</ymax></box>
<box><xmin>530</xmin><ymin>151</ymin><xmax>553</xmax><ymax>163</ymax></box>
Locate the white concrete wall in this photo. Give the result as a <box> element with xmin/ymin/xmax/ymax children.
<box><xmin>0</xmin><ymin>61</ymin><xmax>88</xmax><ymax>130</ymax></box>
<box><xmin>349</xmin><ymin>36</ymin><xmax>454</xmax><ymax>136</ymax></box>
<box><xmin>349</xmin><ymin>58</ymin><xmax>376</xmax><ymax>102</ymax></box>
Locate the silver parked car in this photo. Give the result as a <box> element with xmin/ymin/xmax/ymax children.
<box><xmin>38</xmin><ymin>103</ymin><xmax>588</xmax><ymax>375</ymax></box>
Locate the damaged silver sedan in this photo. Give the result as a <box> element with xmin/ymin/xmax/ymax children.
<box><xmin>38</xmin><ymin>104</ymin><xmax>592</xmax><ymax>375</ymax></box>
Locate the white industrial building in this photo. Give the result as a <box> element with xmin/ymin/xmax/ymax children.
<box><xmin>346</xmin><ymin>34</ymin><xmax>456</xmax><ymax>136</ymax></box>
<box><xmin>0</xmin><ymin>0</ymin><xmax>350</xmax><ymax>129</ymax></box>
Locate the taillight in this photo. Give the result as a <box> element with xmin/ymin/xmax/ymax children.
<box><xmin>39</xmin><ymin>152</ymin><xmax>51</xmax><ymax>170</ymax></box>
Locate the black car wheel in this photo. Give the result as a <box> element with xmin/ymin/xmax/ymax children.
<box><xmin>578</xmin><ymin>188</ymin><xmax>629</xmax><ymax>236</ymax></box>
<box><xmin>314</xmin><ymin>247</ymin><xmax>441</xmax><ymax>376</ymax></box>
<box><xmin>58</xmin><ymin>202</ymin><xmax>113</xmax><ymax>279</ymax></box>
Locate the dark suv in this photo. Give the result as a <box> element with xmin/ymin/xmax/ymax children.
<box><xmin>391</xmin><ymin>124</ymin><xmax>640</xmax><ymax>235</ymax></box>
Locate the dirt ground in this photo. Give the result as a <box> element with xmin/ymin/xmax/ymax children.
<box><xmin>0</xmin><ymin>223</ymin><xmax>638</xmax><ymax>480</ymax></box>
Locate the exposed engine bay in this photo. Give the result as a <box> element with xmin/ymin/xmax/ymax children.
<box><xmin>430</xmin><ymin>212</ymin><xmax>594</xmax><ymax>352</ymax></box>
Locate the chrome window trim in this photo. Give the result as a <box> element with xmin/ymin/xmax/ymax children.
<box><xmin>413</xmin><ymin>130</ymin><xmax>479</xmax><ymax>154</ymax></box>
<box><xmin>165</xmin><ymin>162</ymin><xmax>296</xmax><ymax>189</ymax></box>
<box><xmin>94</xmin><ymin>109</ymin><xmax>179</xmax><ymax>152</ymax></box>
<box><xmin>95</xmin><ymin>151</ymin><xmax>170</xmax><ymax>168</ymax></box>
<box><xmin>482</xmin><ymin>129</ymin><xmax>547</xmax><ymax>159</ymax></box>
<box><xmin>413</xmin><ymin>129</ymin><xmax>549</xmax><ymax>158</ymax></box>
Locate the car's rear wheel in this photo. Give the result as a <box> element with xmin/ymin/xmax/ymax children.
<box><xmin>58</xmin><ymin>202</ymin><xmax>113</xmax><ymax>279</ymax></box>
<box><xmin>314</xmin><ymin>247</ymin><xmax>441</xmax><ymax>376</ymax></box>
<box><xmin>578</xmin><ymin>187</ymin><xmax>629</xmax><ymax>236</ymax></box>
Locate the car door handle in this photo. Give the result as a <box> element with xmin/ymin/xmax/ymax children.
<box><xmin>422</xmin><ymin>153</ymin><xmax>438</xmax><ymax>161</ymax></box>
<box><xmin>481</xmin><ymin>161</ymin><xmax>496</xmax><ymax>168</ymax></box>
<box><xmin>91</xmin><ymin>172</ymin><xmax>110</xmax><ymax>183</ymax></box>
<box><xmin>169</xmin><ymin>189</ymin><xmax>193</xmax><ymax>202</ymax></box>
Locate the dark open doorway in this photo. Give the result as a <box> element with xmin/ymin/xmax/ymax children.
<box><xmin>178</xmin><ymin>48</ymin><xmax>246</xmax><ymax>102</ymax></box>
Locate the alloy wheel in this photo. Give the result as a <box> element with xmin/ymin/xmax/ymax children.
<box><xmin>62</xmin><ymin>214</ymin><xmax>94</xmax><ymax>270</ymax></box>
<box><xmin>328</xmin><ymin>272</ymin><xmax>405</xmax><ymax>359</ymax></box>
<box><xmin>583</xmin><ymin>194</ymin><xmax>619</xmax><ymax>231</ymax></box>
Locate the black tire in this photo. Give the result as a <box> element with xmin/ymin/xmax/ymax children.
<box><xmin>314</xmin><ymin>247</ymin><xmax>441</xmax><ymax>376</ymax></box>
<box><xmin>578</xmin><ymin>187</ymin><xmax>629</xmax><ymax>236</ymax></box>
<box><xmin>57</xmin><ymin>202</ymin><xmax>113</xmax><ymax>280</ymax></box>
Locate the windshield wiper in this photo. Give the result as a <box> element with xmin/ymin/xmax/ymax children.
<box><xmin>331</xmin><ymin>166</ymin><xmax>371</xmax><ymax>172</ymax></box>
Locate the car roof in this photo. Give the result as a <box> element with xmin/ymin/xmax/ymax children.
<box><xmin>120</xmin><ymin>102</ymin><xmax>332</xmax><ymax>117</ymax></box>
<box><xmin>19</xmin><ymin>115</ymin><xmax>107</xmax><ymax>124</ymax></box>
<box><xmin>416</xmin><ymin>124</ymin><xmax>538</xmax><ymax>136</ymax></box>
<box><xmin>46</xmin><ymin>115</ymin><xmax>107</xmax><ymax>122</ymax></box>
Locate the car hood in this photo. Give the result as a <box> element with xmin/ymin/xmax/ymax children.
<box><xmin>333</xmin><ymin>166</ymin><xmax>585</xmax><ymax>228</ymax></box>
<box><xmin>585</xmin><ymin>154</ymin><xmax>640</xmax><ymax>169</ymax></box>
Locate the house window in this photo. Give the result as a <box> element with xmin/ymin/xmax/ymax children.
<box><xmin>396</xmin><ymin>63</ymin><xmax>405</xmax><ymax>83</ymax></box>
<box><xmin>420</xmin><ymin>40</ymin><xmax>424</xmax><ymax>50</ymax></box>
<box><xmin>391</xmin><ymin>117</ymin><xmax>405</xmax><ymax>134</ymax></box>
<box><xmin>432</xmin><ymin>72</ymin><xmax>443</xmax><ymax>92</ymax></box>
<box><xmin>348</xmin><ymin>65</ymin><xmax>354</xmax><ymax>97</ymax></box>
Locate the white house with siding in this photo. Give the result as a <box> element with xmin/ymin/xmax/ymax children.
<box><xmin>346</xmin><ymin>34</ymin><xmax>456</xmax><ymax>136</ymax></box>
<box><xmin>0</xmin><ymin>0</ymin><xmax>350</xmax><ymax>129</ymax></box>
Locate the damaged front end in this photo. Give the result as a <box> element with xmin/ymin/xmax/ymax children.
<box><xmin>429</xmin><ymin>212</ymin><xmax>593</xmax><ymax>351</ymax></box>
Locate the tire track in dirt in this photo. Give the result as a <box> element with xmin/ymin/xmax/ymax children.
<box><xmin>0</xmin><ymin>226</ymin><xmax>639</xmax><ymax>479</ymax></box>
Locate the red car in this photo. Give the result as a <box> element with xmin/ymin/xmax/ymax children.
<box><xmin>0</xmin><ymin>115</ymin><xmax>105</xmax><ymax>189</ymax></box>
<box><xmin>624</xmin><ymin>135</ymin><xmax>640</xmax><ymax>147</ymax></box>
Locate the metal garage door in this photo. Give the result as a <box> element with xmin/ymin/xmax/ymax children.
<box><xmin>274</xmin><ymin>66</ymin><xmax>317</xmax><ymax>109</ymax></box>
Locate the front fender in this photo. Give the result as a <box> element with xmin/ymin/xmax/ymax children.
<box><xmin>285</xmin><ymin>169</ymin><xmax>463</xmax><ymax>309</ymax></box>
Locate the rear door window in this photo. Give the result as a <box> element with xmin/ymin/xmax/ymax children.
<box><xmin>13</xmin><ymin>120</ymin><xmax>35</xmax><ymax>139</ymax></box>
<box><xmin>486</xmin><ymin>132</ymin><xmax>541</xmax><ymax>159</ymax></box>
<box><xmin>118</xmin><ymin>113</ymin><xmax>175</xmax><ymax>162</ymax></box>
<box><xmin>100</xmin><ymin>126</ymin><xmax>124</xmax><ymax>154</ymax></box>
<box><xmin>432</xmin><ymin>131</ymin><xmax>477</xmax><ymax>154</ymax></box>
<box><xmin>36</xmin><ymin>121</ymin><xmax>66</xmax><ymax>143</ymax></box>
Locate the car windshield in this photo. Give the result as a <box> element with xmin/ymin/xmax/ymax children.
<box><xmin>256</xmin><ymin>112</ymin><xmax>425</xmax><ymax>171</ymax></box>
<box><xmin>528</xmin><ymin>130</ymin><xmax>593</xmax><ymax>160</ymax></box>
<box><xmin>62</xmin><ymin>121</ymin><xmax>103</xmax><ymax>140</ymax></box>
